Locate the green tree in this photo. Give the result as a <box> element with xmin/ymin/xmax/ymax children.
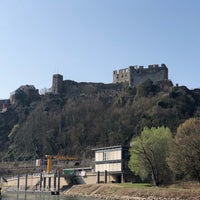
<box><xmin>129</xmin><ymin>126</ymin><xmax>173</xmax><ymax>185</ymax></box>
<box><xmin>168</xmin><ymin>118</ymin><xmax>200</xmax><ymax>181</ymax></box>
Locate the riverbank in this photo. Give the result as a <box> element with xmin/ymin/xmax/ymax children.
<box><xmin>63</xmin><ymin>182</ymin><xmax>200</xmax><ymax>200</ymax></box>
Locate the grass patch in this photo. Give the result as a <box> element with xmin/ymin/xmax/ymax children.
<box><xmin>116</xmin><ymin>183</ymin><xmax>151</xmax><ymax>188</ymax></box>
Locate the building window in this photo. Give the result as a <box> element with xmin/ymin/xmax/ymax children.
<box><xmin>103</xmin><ymin>152</ymin><xmax>109</xmax><ymax>161</ymax></box>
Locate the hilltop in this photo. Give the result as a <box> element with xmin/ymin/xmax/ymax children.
<box><xmin>0</xmin><ymin>75</ymin><xmax>200</xmax><ymax>162</ymax></box>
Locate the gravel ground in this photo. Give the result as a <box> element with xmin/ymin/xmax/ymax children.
<box><xmin>63</xmin><ymin>183</ymin><xmax>200</xmax><ymax>200</ymax></box>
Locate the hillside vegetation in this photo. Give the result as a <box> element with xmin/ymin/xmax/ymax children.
<box><xmin>1</xmin><ymin>79</ymin><xmax>200</xmax><ymax>161</ymax></box>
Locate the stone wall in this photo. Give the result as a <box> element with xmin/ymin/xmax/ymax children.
<box><xmin>113</xmin><ymin>64</ymin><xmax>168</xmax><ymax>87</ymax></box>
<box><xmin>51</xmin><ymin>74</ymin><xmax>63</xmax><ymax>94</ymax></box>
<box><xmin>51</xmin><ymin>64</ymin><xmax>168</xmax><ymax>95</ymax></box>
<box><xmin>9</xmin><ymin>85</ymin><xmax>40</xmax><ymax>105</ymax></box>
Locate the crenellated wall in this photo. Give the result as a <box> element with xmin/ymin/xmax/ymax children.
<box><xmin>51</xmin><ymin>64</ymin><xmax>168</xmax><ymax>95</ymax></box>
<box><xmin>113</xmin><ymin>64</ymin><xmax>168</xmax><ymax>86</ymax></box>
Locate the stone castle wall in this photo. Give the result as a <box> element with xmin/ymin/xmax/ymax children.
<box><xmin>51</xmin><ymin>64</ymin><xmax>168</xmax><ymax>95</ymax></box>
<box><xmin>113</xmin><ymin>64</ymin><xmax>168</xmax><ymax>87</ymax></box>
<box><xmin>51</xmin><ymin>74</ymin><xmax>63</xmax><ymax>94</ymax></box>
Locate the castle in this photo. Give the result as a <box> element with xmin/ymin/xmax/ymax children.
<box><xmin>0</xmin><ymin>64</ymin><xmax>169</xmax><ymax>111</ymax></box>
<box><xmin>113</xmin><ymin>64</ymin><xmax>168</xmax><ymax>87</ymax></box>
<box><xmin>51</xmin><ymin>64</ymin><xmax>169</xmax><ymax>94</ymax></box>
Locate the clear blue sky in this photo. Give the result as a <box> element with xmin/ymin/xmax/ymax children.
<box><xmin>0</xmin><ymin>0</ymin><xmax>200</xmax><ymax>99</ymax></box>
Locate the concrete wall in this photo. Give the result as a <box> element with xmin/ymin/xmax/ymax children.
<box><xmin>75</xmin><ymin>172</ymin><xmax>97</xmax><ymax>184</ymax></box>
<box><xmin>76</xmin><ymin>172</ymin><xmax>116</xmax><ymax>184</ymax></box>
<box><xmin>4</xmin><ymin>171</ymin><xmax>122</xmax><ymax>187</ymax></box>
<box><xmin>4</xmin><ymin>174</ymin><xmax>68</xmax><ymax>191</ymax></box>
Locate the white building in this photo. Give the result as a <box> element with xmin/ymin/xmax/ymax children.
<box><xmin>92</xmin><ymin>145</ymin><xmax>130</xmax><ymax>183</ymax></box>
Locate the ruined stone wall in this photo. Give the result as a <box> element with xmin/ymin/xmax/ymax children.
<box><xmin>113</xmin><ymin>68</ymin><xmax>130</xmax><ymax>84</ymax></box>
<box><xmin>9</xmin><ymin>85</ymin><xmax>40</xmax><ymax>105</ymax></box>
<box><xmin>51</xmin><ymin>74</ymin><xmax>63</xmax><ymax>94</ymax></box>
<box><xmin>51</xmin><ymin>64</ymin><xmax>168</xmax><ymax>95</ymax></box>
<box><xmin>113</xmin><ymin>64</ymin><xmax>168</xmax><ymax>87</ymax></box>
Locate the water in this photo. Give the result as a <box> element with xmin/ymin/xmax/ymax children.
<box><xmin>2</xmin><ymin>192</ymin><xmax>102</xmax><ymax>200</ymax></box>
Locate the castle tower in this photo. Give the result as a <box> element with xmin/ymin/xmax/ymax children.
<box><xmin>113</xmin><ymin>64</ymin><xmax>168</xmax><ymax>87</ymax></box>
<box><xmin>52</xmin><ymin>74</ymin><xmax>63</xmax><ymax>94</ymax></box>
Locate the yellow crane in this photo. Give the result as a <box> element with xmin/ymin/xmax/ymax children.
<box><xmin>45</xmin><ymin>155</ymin><xmax>78</xmax><ymax>173</ymax></box>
